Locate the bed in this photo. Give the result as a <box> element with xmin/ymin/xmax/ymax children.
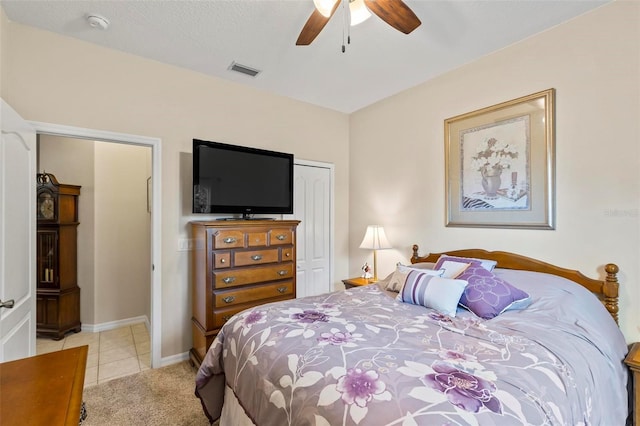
<box><xmin>195</xmin><ymin>247</ymin><xmax>629</xmax><ymax>425</ymax></box>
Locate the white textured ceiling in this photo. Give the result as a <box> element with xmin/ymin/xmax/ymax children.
<box><xmin>1</xmin><ymin>0</ymin><xmax>608</xmax><ymax>113</ymax></box>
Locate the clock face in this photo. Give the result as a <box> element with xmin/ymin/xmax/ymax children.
<box><xmin>39</xmin><ymin>194</ymin><xmax>55</xmax><ymax>220</ymax></box>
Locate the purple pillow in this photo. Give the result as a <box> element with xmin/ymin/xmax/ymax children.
<box><xmin>457</xmin><ymin>265</ymin><xmax>531</xmax><ymax>319</ymax></box>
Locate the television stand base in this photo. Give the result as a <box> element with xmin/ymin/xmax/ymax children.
<box><xmin>215</xmin><ymin>217</ymin><xmax>275</xmax><ymax>221</ymax></box>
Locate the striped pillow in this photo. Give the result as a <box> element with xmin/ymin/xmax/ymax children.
<box><xmin>396</xmin><ymin>270</ymin><xmax>468</xmax><ymax>317</ymax></box>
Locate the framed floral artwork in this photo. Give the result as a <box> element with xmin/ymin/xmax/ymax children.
<box><xmin>445</xmin><ymin>89</ymin><xmax>555</xmax><ymax>229</ymax></box>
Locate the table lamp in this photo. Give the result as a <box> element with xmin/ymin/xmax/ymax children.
<box><xmin>359</xmin><ymin>225</ymin><xmax>392</xmax><ymax>281</ymax></box>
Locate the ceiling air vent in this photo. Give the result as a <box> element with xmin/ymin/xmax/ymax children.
<box><xmin>228</xmin><ymin>62</ymin><xmax>261</xmax><ymax>77</ymax></box>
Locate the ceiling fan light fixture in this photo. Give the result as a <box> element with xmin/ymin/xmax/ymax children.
<box><xmin>299</xmin><ymin>0</ymin><xmax>419</xmax><ymax>46</ymax></box>
<box><xmin>349</xmin><ymin>0</ymin><xmax>371</xmax><ymax>26</ymax></box>
<box><xmin>312</xmin><ymin>0</ymin><xmax>371</xmax><ymax>25</ymax></box>
<box><xmin>312</xmin><ymin>0</ymin><xmax>336</xmax><ymax>18</ymax></box>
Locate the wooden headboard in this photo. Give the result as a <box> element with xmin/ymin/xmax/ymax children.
<box><xmin>411</xmin><ymin>245</ymin><xmax>620</xmax><ymax>324</ymax></box>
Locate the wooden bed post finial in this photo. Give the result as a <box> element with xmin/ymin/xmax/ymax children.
<box><xmin>412</xmin><ymin>244</ymin><xmax>419</xmax><ymax>262</ymax></box>
<box><xmin>603</xmin><ymin>263</ymin><xmax>619</xmax><ymax>324</ymax></box>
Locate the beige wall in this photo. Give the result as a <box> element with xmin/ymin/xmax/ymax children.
<box><xmin>0</xmin><ymin>11</ymin><xmax>351</xmax><ymax>359</ymax></box>
<box><xmin>350</xmin><ymin>1</ymin><xmax>639</xmax><ymax>342</ymax></box>
<box><xmin>0</xmin><ymin>7</ymin><xmax>4</xmax><ymax>89</ymax></box>
<box><xmin>39</xmin><ymin>136</ymin><xmax>152</xmax><ymax>326</ymax></box>
<box><xmin>39</xmin><ymin>136</ymin><xmax>96</xmax><ymax>325</ymax></box>
<box><xmin>94</xmin><ymin>142</ymin><xmax>151</xmax><ymax>324</ymax></box>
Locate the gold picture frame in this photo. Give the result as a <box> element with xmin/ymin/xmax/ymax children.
<box><xmin>445</xmin><ymin>89</ymin><xmax>555</xmax><ymax>229</ymax></box>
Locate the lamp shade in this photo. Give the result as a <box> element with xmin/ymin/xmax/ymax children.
<box><xmin>359</xmin><ymin>225</ymin><xmax>392</xmax><ymax>250</ymax></box>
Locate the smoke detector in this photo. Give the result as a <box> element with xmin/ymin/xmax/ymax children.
<box><xmin>86</xmin><ymin>14</ymin><xmax>110</xmax><ymax>30</ymax></box>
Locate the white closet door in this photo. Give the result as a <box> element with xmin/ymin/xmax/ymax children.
<box><xmin>286</xmin><ymin>163</ymin><xmax>332</xmax><ymax>298</ymax></box>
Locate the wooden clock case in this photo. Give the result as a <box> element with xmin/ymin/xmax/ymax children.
<box><xmin>36</xmin><ymin>173</ymin><xmax>82</xmax><ymax>340</ymax></box>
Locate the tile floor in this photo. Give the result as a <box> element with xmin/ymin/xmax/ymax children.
<box><xmin>36</xmin><ymin>323</ymin><xmax>150</xmax><ymax>388</ymax></box>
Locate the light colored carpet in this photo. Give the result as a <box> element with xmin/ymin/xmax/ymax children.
<box><xmin>82</xmin><ymin>361</ymin><xmax>213</xmax><ymax>425</ymax></box>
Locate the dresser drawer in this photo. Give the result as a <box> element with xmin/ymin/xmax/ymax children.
<box><xmin>212</xmin><ymin>230</ymin><xmax>245</xmax><ymax>249</ymax></box>
<box><xmin>212</xmin><ymin>295</ymin><xmax>292</xmax><ymax>328</ymax></box>
<box><xmin>214</xmin><ymin>252</ymin><xmax>231</xmax><ymax>269</ymax></box>
<box><xmin>214</xmin><ymin>280</ymin><xmax>294</xmax><ymax>308</ymax></box>
<box><xmin>234</xmin><ymin>249</ymin><xmax>279</xmax><ymax>266</ymax></box>
<box><xmin>214</xmin><ymin>263</ymin><xmax>294</xmax><ymax>288</ymax></box>
<box><xmin>247</xmin><ymin>231</ymin><xmax>268</xmax><ymax>247</ymax></box>
<box><xmin>269</xmin><ymin>228</ymin><xmax>293</xmax><ymax>246</ymax></box>
<box><xmin>281</xmin><ymin>247</ymin><xmax>293</xmax><ymax>261</ymax></box>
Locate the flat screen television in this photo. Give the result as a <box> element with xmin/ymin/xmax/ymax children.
<box><xmin>192</xmin><ymin>139</ymin><xmax>294</xmax><ymax>218</ymax></box>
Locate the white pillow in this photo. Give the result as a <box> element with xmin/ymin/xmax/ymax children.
<box><xmin>396</xmin><ymin>263</ymin><xmax>443</xmax><ymax>274</ymax></box>
<box><xmin>384</xmin><ymin>264</ymin><xmax>444</xmax><ymax>292</ymax></box>
<box><xmin>437</xmin><ymin>260</ymin><xmax>473</xmax><ymax>279</ymax></box>
<box><xmin>397</xmin><ymin>262</ymin><xmax>436</xmax><ymax>270</ymax></box>
<box><xmin>435</xmin><ymin>255</ymin><xmax>498</xmax><ymax>272</ymax></box>
<box><xmin>396</xmin><ymin>272</ymin><xmax>468</xmax><ymax>317</ymax></box>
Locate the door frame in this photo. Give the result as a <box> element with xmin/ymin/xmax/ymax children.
<box><xmin>292</xmin><ymin>158</ymin><xmax>335</xmax><ymax>289</ymax></box>
<box><xmin>29</xmin><ymin>121</ymin><xmax>162</xmax><ymax>368</ymax></box>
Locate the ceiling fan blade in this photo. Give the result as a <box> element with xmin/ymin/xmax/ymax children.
<box><xmin>364</xmin><ymin>0</ymin><xmax>421</xmax><ymax>34</ymax></box>
<box><xmin>296</xmin><ymin>1</ymin><xmax>341</xmax><ymax>45</ymax></box>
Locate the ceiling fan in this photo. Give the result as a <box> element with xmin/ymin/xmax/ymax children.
<box><xmin>296</xmin><ymin>0</ymin><xmax>421</xmax><ymax>46</ymax></box>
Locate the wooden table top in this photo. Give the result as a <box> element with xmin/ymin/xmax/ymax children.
<box><xmin>342</xmin><ymin>277</ymin><xmax>376</xmax><ymax>286</ymax></box>
<box><xmin>0</xmin><ymin>345</ymin><xmax>88</xmax><ymax>426</ymax></box>
<box><xmin>626</xmin><ymin>342</ymin><xmax>640</xmax><ymax>369</ymax></box>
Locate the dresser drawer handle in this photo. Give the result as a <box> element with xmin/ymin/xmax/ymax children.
<box><xmin>275</xmin><ymin>234</ymin><xmax>286</xmax><ymax>241</ymax></box>
<box><xmin>285</xmin><ymin>252</ymin><xmax>291</xmax><ymax>257</ymax></box>
<box><xmin>223</xmin><ymin>315</ymin><xmax>232</xmax><ymax>322</ymax></box>
<box><xmin>220</xmin><ymin>258</ymin><xmax>226</xmax><ymax>263</ymax></box>
<box><xmin>277</xmin><ymin>286</ymin><xmax>287</xmax><ymax>294</ymax></box>
<box><xmin>223</xmin><ymin>237</ymin><xmax>237</xmax><ymax>244</ymax></box>
<box><xmin>251</xmin><ymin>255</ymin><xmax>263</xmax><ymax>261</ymax></box>
<box><xmin>277</xmin><ymin>270</ymin><xmax>288</xmax><ymax>276</ymax></box>
<box><xmin>222</xmin><ymin>277</ymin><xmax>236</xmax><ymax>284</ymax></box>
<box><xmin>222</xmin><ymin>296</ymin><xmax>236</xmax><ymax>304</ymax></box>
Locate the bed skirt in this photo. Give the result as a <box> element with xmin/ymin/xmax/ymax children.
<box><xmin>220</xmin><ymin>385</ymin><xmax>255</xmax><ymax>426</ymax></box>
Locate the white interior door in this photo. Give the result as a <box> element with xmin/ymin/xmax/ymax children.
<box><xmin>286</xmin><ymin>162</ymin><xmax>332</xmax><ymax>298</ymax></box>
<box><xmin>0</xmin><ymin>99</ymin><xmax>37</xmax><ymax>362</ymax></box>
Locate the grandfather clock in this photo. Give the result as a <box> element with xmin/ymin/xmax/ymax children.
<box><xmin>36</xmin><ymin>173</ymin><xmax>81</xmax><ymax>340</ymax></box>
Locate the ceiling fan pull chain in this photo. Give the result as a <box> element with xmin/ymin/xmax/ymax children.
<box><xmin>341</xmin><ymin>0</ymin><xmax>347</xmax><ymax>52</ymax></box>
<box><xmin>346</xmin><ymin>0</ymin><xmax>352</xmax><ymax>47</ymax></box>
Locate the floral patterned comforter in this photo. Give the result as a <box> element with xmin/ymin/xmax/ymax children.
<box><xmin>195</xmin><ymin>269</ymin><xmax>628</xmax><ymax>426</ymax></box>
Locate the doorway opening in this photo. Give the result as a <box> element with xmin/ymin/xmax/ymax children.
<box><xmin>30</xmin><ymin>121</ymin><xmax>162</xmax><ymax>368</ymax></box>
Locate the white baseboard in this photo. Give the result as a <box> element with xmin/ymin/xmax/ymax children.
<box><xmin>82</xmin><ymin>315</ymin><xmax>149</xmax><ymax>333</ymax></box>
<box><xmin>160</xmin><ymin>351</ymin><xmax>190</xmax><ymax>367</ymax></box>
<box><xmin>81</xmin><ymin>316</ymin><xmax>188</xmax><ymax>369</ymax></box>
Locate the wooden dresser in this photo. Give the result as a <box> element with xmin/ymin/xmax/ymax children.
<box><xmin>190</xmin><ymin>220</ymin><xmax>300</xmax><ymax>365</ymax></box>
<box><xmin>0</xmin><ymin>345</ymin><xmax>88</xmax><ymax>426</ymax></box>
